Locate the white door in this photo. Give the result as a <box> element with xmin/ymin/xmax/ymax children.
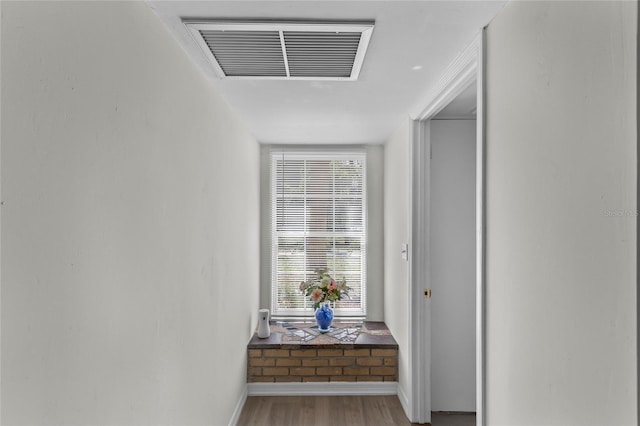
<box><xmin>429</xmin><ymin>118</ymin><xmax>477</xmax><ymax>412</ymax></box>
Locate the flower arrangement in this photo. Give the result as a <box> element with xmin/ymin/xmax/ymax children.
<box><xmin>299</xmin><ymin>268</ymin><xmax>351</xmax><ymax>310</ymax></box>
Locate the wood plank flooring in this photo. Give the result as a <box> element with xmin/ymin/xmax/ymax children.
<box><xmin>237</xmin><ymin>395</ymin><xmax>414</xmax><ymax>426</ymax></box>
<box><xmin>432</xmin><ymin>412</ymin><xmax>476</xmax><ymax>426</ymax></box>
<box><xmin>237</xmin><ymin>395</ymin><xmax>477</xmax><ymax>426</ymax></box>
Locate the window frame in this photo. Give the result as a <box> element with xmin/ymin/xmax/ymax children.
<box><xmin>269</xmin><ymin>149</ymin><xmax>368</xmax><ymax>318</ymax></box>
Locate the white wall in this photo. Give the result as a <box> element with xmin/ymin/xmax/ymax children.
<box><xmin>485</xmin><ymin>1</ymin><xmax>637</xmax><ymax>425</ymax></box>
<box><xmin>1</xmin><ymin>2</ymin><xmax>260</xmax><ymax>425</ymax></box>
<box><xmin>429</xmin><ymin>119</ymin><xmax>476</xmax><ymax>412</ymax></box>
<box><xmin>366</xmin><ymin>145</ymin><xmax>385</xmax><ymax>321</ymax></box>
<box><xmin>383</xmin><ymin>118</ymin><xmax>411</xmax><ymax>406</ymax></box>
<box><xmin>259</xmin><ymin>145</ymin><xmax>385</xmax><ymax>321</ymax></box>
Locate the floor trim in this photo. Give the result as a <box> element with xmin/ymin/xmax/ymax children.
<box><xmin>247</xmin><ymin>381</ymin><xmax>398</xmax><ymax>396</ymax></box>
<box><xmin>397</xmin><ymin>384</ymin><xmax>411</xmax><ymax>421</ymax></box>
<box><xmin>228</xmin><ymin>385</ymin><xmax>248</xmax><ymax>426</ymax></box>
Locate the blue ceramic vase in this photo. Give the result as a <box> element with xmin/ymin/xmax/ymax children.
<box><xmin>315</xmin><ymin>303</ymin><xmax>334</xmax><ymax>332</ymax></box>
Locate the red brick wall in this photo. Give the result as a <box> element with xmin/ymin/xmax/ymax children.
<box><xmin>247</xmin><ymin>348</ymin><xmax>398</xmax><ymax>383</ymax></box>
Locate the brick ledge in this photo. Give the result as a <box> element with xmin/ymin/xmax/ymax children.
<box><xmin>247</xmin><ymin>321</ymin><xmax>399</xmax><ymax>383</ymax></box>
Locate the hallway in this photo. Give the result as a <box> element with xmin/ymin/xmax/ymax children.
<box><xmin>1</xmin><ymin>1</ymin><xmax>636</xmax><ymax>425</ymax></box>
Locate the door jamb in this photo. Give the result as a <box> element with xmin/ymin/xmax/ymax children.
<box><xmin>408</xmin><ymin>31</ymin><xmax>486</xmax><ymax>425</ymax></box>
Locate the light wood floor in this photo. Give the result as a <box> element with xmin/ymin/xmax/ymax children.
<box><xmin>237</xmin><ymin>396</ymin><xmax>476</xmax><ymax>426</ymax></box>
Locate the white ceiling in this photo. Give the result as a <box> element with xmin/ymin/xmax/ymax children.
<box><xmin>147</xmin><ymin>1</ymin><xmax>506</xmax><ymax>144</ymax></box>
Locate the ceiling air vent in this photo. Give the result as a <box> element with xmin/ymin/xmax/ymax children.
<box><xmin>184</xmin><ymin>20</ymin><xmax>375</xmax><ymax>81</ymax></box>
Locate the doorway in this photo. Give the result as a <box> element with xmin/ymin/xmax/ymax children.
<box><xmin>430</xmin><ymin>83</ymin><xmax>478</xmax><ymax>415</ymax></box>
<box><xmin>408</xmin><ymin>32</ymin><xmax>486</xmax><ymax>425</ymax></box>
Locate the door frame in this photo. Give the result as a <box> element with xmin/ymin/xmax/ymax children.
<box><xmin>407</xmin><ymin>30</ymin><xmax>486</xmax><ymax>425</ymax></box>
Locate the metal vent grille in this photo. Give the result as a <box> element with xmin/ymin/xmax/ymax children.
<box><xmin>284</xmin><ymin>31</ymin><xmax>361</xmax><ymax>78</ymax></box>
<box><xmin>200</xmin><ymin>30</ymin><xmax>287</xmax><ymax>77</ymax></box>
<box><xmin>185</xmin><ymin>21</ymin><xmax>374</xmax><ymax>80</ymax></box>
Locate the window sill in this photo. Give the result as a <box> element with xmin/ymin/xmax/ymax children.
<box><xmin>248</xmin><ymin>320</ymin><xmax>398</xmax><ymax>349</ymax></box>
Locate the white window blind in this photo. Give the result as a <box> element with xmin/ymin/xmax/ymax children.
<box><xmin>271</xmin><ymin>150</ymin><xmax>367</xmax><ymax>317</ymax></box>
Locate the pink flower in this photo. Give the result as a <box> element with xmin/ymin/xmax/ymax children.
<box><xmin>311</xmin><ymin>288</ymin><xmax>323</xmax><ymax>302</ymax></box>
<box><xmin>328</xmin><ymin>280</ymin><xmax>337</xmax><ymax>291</ymax></box>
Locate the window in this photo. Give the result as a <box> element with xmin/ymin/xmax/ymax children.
<box><xmin>271</xmin><ymin>150</ymin><xmax>367</xmax><ymax>317</ymax></box>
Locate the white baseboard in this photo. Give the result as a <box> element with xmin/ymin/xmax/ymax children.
<box><xmin>228</xmin><ymin>385</ymin><xmax>248</xmax><ymax>426</ymax></box>
<box><xmin>397</xmin><ymin>384</ymin><xmax>411</xmax><ymax>421</ymax></box>
<box><xmin>247</xmin><ymin>381</ymin><xmax>398</xmax><ymax>396</ymax></box>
